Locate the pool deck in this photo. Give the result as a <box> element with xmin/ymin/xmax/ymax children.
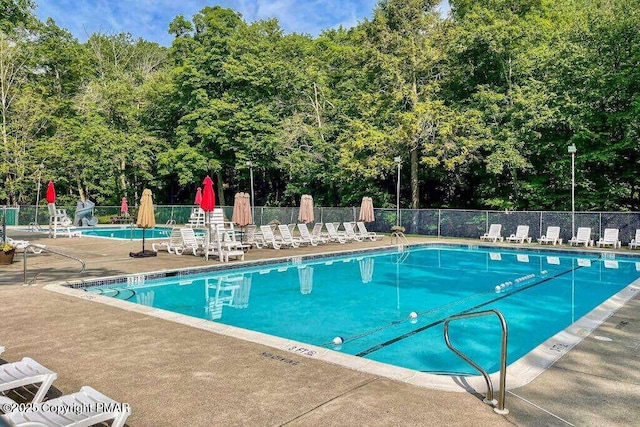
<box><xmin>1</xmin><ymin>229</ymin><xmax>639</xmax><ymax>426</ymax></box>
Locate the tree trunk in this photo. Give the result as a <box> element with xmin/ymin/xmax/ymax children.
<box><xmin>215</xmin><ymin>172</ymin><xmax>226</xmax><ymax>207</ymax></box>
<box><xmin>77</xmin><ymin>179</ymin><xmax>86</xmax><ymax>202</ymax></box>
<box><xmin>410</xmin><ymin>145</ymin><xmax>419</xmax><ymax>209</ymax></box>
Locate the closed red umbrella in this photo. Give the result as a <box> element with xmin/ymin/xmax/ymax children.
<box><xmin>120</xmin><ymin>197</ymin><xmax>128</xmax><ymax>214</ymax></box>
<box><xmin>46</xmin><ymin>181</ymin><xmax>56</xmax><ymax>204</ymax></box>
<box><xmin>200</xmin><ymin>176</ymin><xmax>215</xmax><ymax>212</ymax></box>
<box><xmin>200</xmin><ymin>176</ymin><xmax>217</xmax><ymax>260</ymax></box>
<box><xmin>194</xmin><ymin>187</ymin><xmax>202</xmax><ymax>205</ymax></box>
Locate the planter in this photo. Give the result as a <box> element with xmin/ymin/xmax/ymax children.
<box><xmin>0</xmin><ymin>249</ymin><xmax>15</xmax><ymax>265</ymax></box>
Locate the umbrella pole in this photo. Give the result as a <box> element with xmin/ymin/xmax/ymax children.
<box><xmin>142</xmin><ymin>228</ymin><xmax>146</xmax><ymax>252</ymax></box>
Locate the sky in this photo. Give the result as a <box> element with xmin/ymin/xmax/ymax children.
<box><xmin>34</xmin><ymin>0</ymin><xmax>451</xmax><ymax>46</ymax></box>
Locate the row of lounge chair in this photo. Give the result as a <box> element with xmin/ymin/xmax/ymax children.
<box><xmin>153</xmin><ymin>221</ymin><xmax>383</xmax><ymax>260</ymax></box>
<box><xmin>246</xmin><ymin>222</ymin><xmax>383</xmax><ymax>250</ymax></box>
<box><xmin>0</xmin><ymin>346</ymin><xmax>130</xmax><ymax>426</ymax></box>
<box><xmin>480</xmin><ymin>224</ymin><xmax>633</xmax><ymax>248</ymax></box>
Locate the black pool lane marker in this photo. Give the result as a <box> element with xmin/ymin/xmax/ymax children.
<box><xmin>356</xmin><ymin>265</ymin><xmax>586</xmax><ymax>357</ymax></box>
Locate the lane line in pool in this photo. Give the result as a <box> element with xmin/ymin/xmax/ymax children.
<box><xmin>356</xmin><ymin>264</ymin><xmax>588</xmax><ymax>357</ymax></box>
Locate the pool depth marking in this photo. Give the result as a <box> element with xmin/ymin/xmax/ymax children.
<box><xmin>356</xmin><ymin>264</ymin><xmax>588</xmax><ymax>357</ymax></box>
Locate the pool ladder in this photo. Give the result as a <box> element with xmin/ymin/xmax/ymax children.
<box><xmin>391</xmin><ymin>231</ymin><xmax>409</xmax><ymax>246</ymax></box>
<box><xmin>23</xmin><ymin>244</ymin><xmax>86</xmax><ymax>285</ymax></box>
<box><xmin>443</xmin><ymin>309</ymin><xmax>509</xmax><ymax>414</ymax></box>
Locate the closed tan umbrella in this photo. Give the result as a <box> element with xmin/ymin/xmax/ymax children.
<box><xmin>358</xmin><ymin>197</ymin><xmax>375</xmax><ymax>223</ymax></box>
<box><xmin>130</xmin><ymin>188</ymin><xmax>157</xmax><ymax>258</ymax></box>
<box><xmin>298</xmin><ymin>194</ymin><xmax>314</xmax><ymax>224</ymax></box>
<box><xmin>232</xmin><ymin>192</ymin><xmax>252</xmax><ymax>227</ymax></box>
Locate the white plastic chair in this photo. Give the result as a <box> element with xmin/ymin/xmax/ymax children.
<box><xmin>596</xmin><ymin>228</ymin><xmax>621</xmax><ymax>248</ymax></box>
<box><xmin>152</xmin><ymin>228</ymin><xmax>182</xmax><ymax>253</ymax></box>
<box><xmin>505</xmin><ymin>225</ymin><xmax>531</xmax><ymax>244</ymax></box>
<box><xmin>297</xmin><ymin>223</ymin><xmax>322</xmax><ymax>246</ymax></box>
<box><xmin>480</xmin><ymin>224</ymin><xmax>503</xmax><ymax>242</ymax></box>
<box><xmin>277</xmin><ymin>225</ymin><xmax>302</xmax><ymax>248</ymax></box>
<box><xmin>629</xmin><ymin>229</ymin><xmax>640</xmax><ymax>249</ymax></box>
<box><xmin>325</xmin><ymin>223</ymin><xmax>347</xmax><ymax>243</ymax></box>
<box><xmin>244</xmin><ymin>225</ymin><xmax>265</xmax><ymax>249</ymax></box>
<box><xmin>0</xmin><ymin>385</ymin><xmax>131</xmax><ymax>427</ymax></box>
<box><xmin>6</xmin><ymin>237</ymin><xmax>46</xmax><ymax>254</ymax></box>
<box><xmin>260</xmin><ymin>225</ymin><xmax>283</xmax><ymax>249</ymax></box>
<box><xmin>0</xmin><ymin>357</ymin><xmax>57</xmax><ymax>404</ymax></box>
<box><xmin>538</xmin><ymin>226</ymin><xmax>562</xmax><ymax>245</ymax></box>
<box><xmin>343</xmin><ymin>222</ymin><xmax>364</xmax><ymax>242</ymax></box>
<box><xmin>569</xmin><ymin>227</ymin><xmax>592</xmax><ymax>247</ymax></box>
<box><xmin>175</xmin><ymin>228</ymin><xmax>204</xmax><ymax>256</ymax></box>
<box><xmin>356</xmin><ymin>222</ymin><xmax>383</xmax><ymax>241</ymax></box>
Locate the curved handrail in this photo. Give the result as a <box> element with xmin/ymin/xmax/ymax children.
<box><xmin>443</xmin><ymin>309</ymin><xmax>509</xmax><ymax>415</ymax></box>
<box><xmin>23</xmin><ymin>245</ymin><xmax>86</xmax><ymax>285</ymax></box>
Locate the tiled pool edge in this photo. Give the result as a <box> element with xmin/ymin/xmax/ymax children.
<box><xmin>44</xmin><ymin>243</ymin><xmax>640</xmax><ymax>394</ymax></box>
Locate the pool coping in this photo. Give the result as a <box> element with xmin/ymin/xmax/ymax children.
<box><xmin>44</xmin><ymin>243</ymin><xmax>640</xmax><ymax>394</ymax></box>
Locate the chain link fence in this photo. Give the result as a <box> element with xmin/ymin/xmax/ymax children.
<box><xmin>8</xmin><ymin>205</ymin><xmax>640</xmax><ymax>245</ymax></box>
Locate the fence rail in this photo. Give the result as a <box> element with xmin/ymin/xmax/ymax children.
<box><xmin>5</xmin><ymin>205</ymin><xmax>640</xmax><ymax>245</ymax></box>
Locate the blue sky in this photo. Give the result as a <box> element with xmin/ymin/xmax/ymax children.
<box><xmin>34</xmin><ymin>1</ymin><xmax>450</xmax><ymax>46</ymax></box>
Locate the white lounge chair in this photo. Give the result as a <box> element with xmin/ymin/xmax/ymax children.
<box><xmin>569</xmin><ymin>227</ymin><xmax>592</xmax><ymax>247</ymax></box>
<box><xmin>152</xmin><ymin>228</ymin><xmax>182</xmax><ymax>253</ymax></box>
<box><xmin>311</xmin><ymin>223</ymin><xmax>328</xmax><ymax>242</ymax></box>
<box><xmin>480</xmin><ymin>224</ymin><xmax>503</xmax><ymax>242</ymax></box>
<box><xmin>629</xmin><ymin>229</ymin><xmax>640</xmax><ymax>249</ymax></box>
<box><xmin>596</xmin><ymin>228</ymin><xmax>621</xmax><ymax>248</ymax></box>
<box><xmin>325</xmin><ymin>223</ymin><xmax>348</xmax><ymax>243</ymax></box>
<box><xmin>0</xmin><ymin>357</ymin><xmax>57</xmax><ymax>404</ymax></box>
<box><xmin>6</xmin><ymin>237</ymin><xmax>46</xmax><ymax>254</ymax></box>
<box><xmin>356</xmin><ymin>222</ymin><xmax>383</xmax><ymax>241</ymax></box>
<box><xmin>260</xmin><ymin>225</ymin><xmax>283</xmax><ymax>249</ymax></box>
<box><xmin>538</xmin><ymin>226</ymin><xmax>562</xmax><ymax>245</ymax></box>
<box><xmin>245</xmin><ymin>225</ymin><xmax>265</xmax><ymax>249</ymax></box>
<box><xmin>0</xmin><ymin>385</ymin><xmax>131</xmax><ymax>427</ymax></box>
<box><xmin>175</xmin><ymin>228</ymin><xmax>204</xmax><ymax>256</ymax></box>
<box><xmin>343</xmin><ymin>222</ymin><xmax>364</xmax><ymax>242</ymax></box>
<box><xmin>297</xmin><ymin>224</ymin><xmax>323</xmax><ymax>246</ymax></box>
<box><xmin>277</xmin><ymin>225</ymin><xmax>302</xmax><ymax>248</ymax></box>
<box><xmin>505</xmin><ymin>225</ymin><xmax>531</xmax><ymax>244</ymax></box>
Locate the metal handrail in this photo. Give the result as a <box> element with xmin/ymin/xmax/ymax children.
<box><xmin>443</xmin><ymin>309</ymin><xmax>509</xmax><ymax>415</ymax></box>
<box><xmin>23</xmin><ymin>245</ymin><xmax>86</xmax><ymax>285</ymax></box>
<box><xmin>391</xmin><ymin>231</ymin><xmax>409</xmax><ymax>246</ymax></box>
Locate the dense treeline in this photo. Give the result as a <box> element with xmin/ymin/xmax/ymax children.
<box><xmin>0</xmin><ymin>0</ymin><xmax>638</xmax><ymax>211</ymax></box>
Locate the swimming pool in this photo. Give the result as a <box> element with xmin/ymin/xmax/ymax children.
<box><xmin>80</xmin><ymin>226</ymin><xmax>176</xmax><ymax>239</ymax></box>
<box><xmin>81</xmin><ymin>245</ymin><xmax>640</xmax><ymax>379</ymax></box>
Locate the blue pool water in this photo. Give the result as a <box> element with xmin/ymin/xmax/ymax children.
<box><xmin>85</xmin><ymin>246</ymin><xmax>639</xmax><ymax>374</ymax></box>
<box><xmin>81</xmin><ymin>227</ymin><xmax>176</xmax><ymax>239</ymax></box>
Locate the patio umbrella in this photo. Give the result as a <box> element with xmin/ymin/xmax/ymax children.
<box><xmin>194</xmin><ymin>187</ymin><xmax>202</xmax><ymax>205</ymax></box>
<box><xmin>129</xmin><ymin>188</ymin><xmax>157</xmax><ymax>258</ymax></box>
<box><xmin>232</xmin><ymin>192</ymin><xmax>252</xmax><ymax>227</ymax></box>
<box><xmin>358</xmin><ymin>197</ymin><xmax>375</xmax><ymax>223</ymax></box>
<box><xmin>200</xmin><ymin>176</ymin><xmax>216</xmax><ymax>260</ymax></box>
<box><xmin>46</xmin><ymin>181</ymin><xmax>56</xmax><ymax>203</ymax></box>
<box><xmin>120</xmin><ymin>197</ymin><xmax>129</xmax><ymax>216</ymax></box>
<box><xmin>298</xmin><ymin>194</ymin><xmax>314</xmax><ymax>224</ymax></box>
